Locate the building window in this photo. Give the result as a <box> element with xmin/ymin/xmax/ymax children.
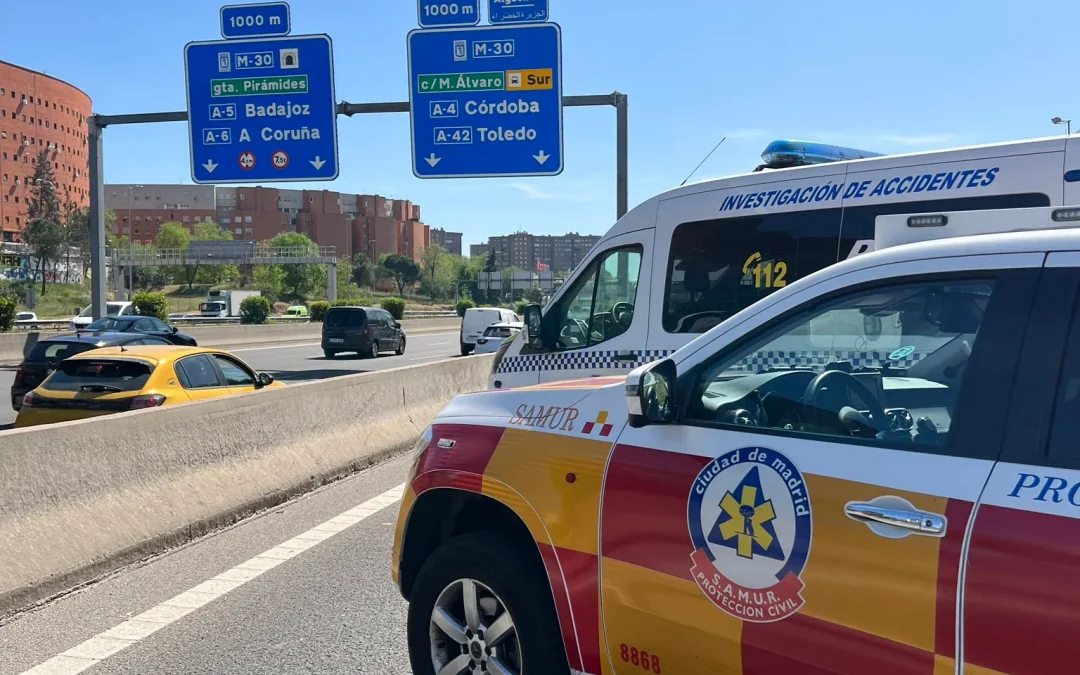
<box><xmin>245</xmin><ymin>228</ymin><xmax>252</xmax><ymax>235</ymax></box>
<box><xmin>239</xmin><ymin>193</ymin><xmax>245</xmax><ymax>200</ymax></box>
<box><xmin>234</xmin><ymin>216</ymin><xmax>241</xmax><ymax>223</ymax></box>
<box><xmin>234</xmin><ymin>228</ymin><xmax>242</xmax><ymax>235</ymax></box>
<box><xmin>244</xmin><ymin>216</ymin><xmax>252</xmax><ymax>223</ymax></box>
<box><xmin>183</xmin><ymin>216</ymin><xmax>189</xmax><ymax>222</ymax></box>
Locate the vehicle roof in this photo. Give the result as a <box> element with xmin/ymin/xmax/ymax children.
<box><xmin>326</xmin><ymin>305</ymin><xmax>376</xmax><ymax>311</ymax></box>
<box><xmin>487</xmin><ymin>322</ymin><xmax>523</xmax><ymax>329</ymax></box>
<box><xmin>64</xmin><ymin>345</ymin><xmax>228</xmax><ymax>364</ymax></box>
<box><xmin>601</xmin><ymin>134</ymin><xmax>1070</xmax><ymax>241</ymax></box>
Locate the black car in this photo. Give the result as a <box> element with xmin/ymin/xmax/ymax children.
<box><xmin>322</xmin><ymin>306</ymin><xmax>406</xmax><ymax>359</ymax></box>
<box><xmin>10</xmin><ymin>332</ymin><xmax>172</xmax><ymax>411</ymax></box>
<box><xmin>85</xmin><ymin>316</ymin><xmax>198</xmax><ymax>346</ymax></box>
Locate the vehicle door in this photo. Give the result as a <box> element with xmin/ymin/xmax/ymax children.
<box><xmin>173</xmin><ymin>354</ymin><xmax>229</xmax><ymax>401</ymax></box>
<box><xmin>528</xmin><ymin>231</ymin><xmax>654</xmax><ymax>384</ymax></box>
<box><xmin>143</xmin><ymin>317</ymin><xmax>174</xmax><ymax>342</ymax></box>
<box><xmin>210</xmin><ymin>353</ymin><xmax>260</xmax><ymax>395</ymax></box>
<box><xmin>379</xmin><ymin>310</ymin><xmax>397</xmax><ymax>345</ymax></box>
<box><xmin>962</xmin><ymin>254</ymin><xmax>1080</xmax><ymax>675</ymax></box>
<box><xmin>133</xmin><ymin>318</ymin><xmax>157</xmax><ymax>337</ymax></box>
<box><xmin>599</xmin><ymin>255</ymin><xmax>1037</xmax><ymax>674</ymax></box>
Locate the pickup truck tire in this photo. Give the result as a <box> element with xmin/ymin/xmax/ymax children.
<box><xmin>406</xmin><ymin>532</ymin><xmax>568</xmax><ymax>675</ymax></box>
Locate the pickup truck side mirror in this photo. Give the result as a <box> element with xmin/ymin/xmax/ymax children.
<box><xmin>523</xmin><ymin>304</ymin><xmax>543</xmax><ymax>350</ymax></box>
<box><xmin>626</xmin><ymin>359</ymin><xmax>678</xmax><ymax>428</ymax></box>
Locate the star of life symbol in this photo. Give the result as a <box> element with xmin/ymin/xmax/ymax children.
<box><xmin>687</xmin><ymin>447</ymin><xmax>813</xmax><ymax>623</ymax></box>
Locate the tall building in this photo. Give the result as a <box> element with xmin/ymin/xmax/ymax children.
<box><xmin>103</xmin><ymin>184</ymin><xmax>454</xmax><ymax>265</ymax></box>
<box><xmin>430</xmin><ymin>228</ymin><xmax>462</xmax><ymax>256</ymax></box>
<box><xmin>0</xmin><ymin>61</ymin><xmax>92</xmax><ymax>242</ymax></box>
<box><xmin>475</xmin><ymin>232</ymin><xmax>601</xmax><ymax>272</ymax></box>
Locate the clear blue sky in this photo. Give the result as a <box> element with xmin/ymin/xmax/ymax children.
<box><xmin>5</xmin><ymin>0</ymin><xmax>1077</xmax><ymax>249</ymax></box>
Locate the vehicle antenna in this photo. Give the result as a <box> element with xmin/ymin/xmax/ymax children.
<box><xmin>680</xmin><ymin>136</ymin><xmax>727</xmax><ymax>187</ymax></box>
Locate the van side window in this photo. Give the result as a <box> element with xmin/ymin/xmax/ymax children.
<box><xmin>546</xmin><ymin>245</ymin><xmax>642</xmax><ymax>351</ymax></box>
<box><xmin>663</xmin><ymin>209</ymin><xmax>842</xmax><ymax>334</ymax></box>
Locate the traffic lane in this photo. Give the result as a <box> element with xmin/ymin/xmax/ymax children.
<box><xmin>0</xmin><ymin>454</ymin><xmax>414</xmax><ymax>675</ymax></box>
<box><xmin>1</xmin><ymin>368</ymin><xmax>14</xmax><ymax>429</ymax></box>
<box><xmin>232</xmin><ymin>331</ymin><xmax>459</xmax><ymax>383</ymax></box>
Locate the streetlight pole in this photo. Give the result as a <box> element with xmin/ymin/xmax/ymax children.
<box><xmin>1052</xmin><ymin>117</ymin><xmax>1072</xmax><ymax>135</ymax></box>
<box><xmin>127</xmin><ymin>184</ymin><xmax>143</xmax><ymax>301</ymax></box>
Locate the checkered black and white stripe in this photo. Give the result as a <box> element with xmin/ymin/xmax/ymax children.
<box><xmin>495</xmin><ymin>348</ymin><xmax>924</xmax><ymax>375</ymax></box>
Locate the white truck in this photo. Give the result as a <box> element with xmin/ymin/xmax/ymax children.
<box><xmin>199</xmin><ymin>290</ymin><xmax>261</xmax><ymax>318</ymax></box>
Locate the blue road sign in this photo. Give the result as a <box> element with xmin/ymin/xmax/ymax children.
<box><xmin>417</xmin><ymin>0</ymin><xmax>481</xmax><ymax>28</ymax></box>
<box><xmin>220</xmin><ymin>2</ymin><xmax>291</xmax><ymax>39</ymax></box>
<box><xmin>407</xmin><ymin>23</ymin><xmax>563</xmax><ymax>179</ymax></box>
<box><xmin>184</xmin><ymin>34</ymin><xmax>339</xmax><ymax>184</ymax></box>
<box><xmin>488</xmin><ymin>0</ymin><xmax>549</xmax><ymax>24</ymax></box>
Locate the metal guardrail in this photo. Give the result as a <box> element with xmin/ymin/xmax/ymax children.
<box><xmin>8</xmin><ymin>310</ymin><xmax>458</xmax><ymax>332</ymax></box>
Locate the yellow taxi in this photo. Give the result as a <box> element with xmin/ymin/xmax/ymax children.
<box><xmin>15</xmin><ymin>345</ymin><xmax>281</xmax><ymax>428</ymax></box>
<box><xmin>392</xmin><ymin>206</ymin><xmax>1080</xmax><ymax>675</ymax></box>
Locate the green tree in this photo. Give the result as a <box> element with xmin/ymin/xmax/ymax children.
<box><xmin>420</xmin><ymin>244</ymin><xmax>446</xmax><ymax>295</ymax></box>
<box><xmin>132</xmin><ymin>292</ymin><xmax>168</xmax><ymax>321</ymax></box>
<box><xmin>239</xmin><ymin>295</ymin><xmax>272</xmax><ymax>324</ymax></box>
<box><xmin>252</xmin><ymin>264</ymin><xmax>285</xmax><ymax>300</ymax></box>
<box><xmin>484</xmin><ymin>249</ymin><xmax>498</xmax><ymax>272</ymax></box>
<box><xmin>379</xmin><ymin>253</ymin><xmax>421</xmax><ymax>297</ymax></box>
<box><xmin>351</xmin><ymin>253</ymin><xmax>376</xmax><ymax>288</ymax></box>
<box><xmin>269</xmin><ymin>232</ymin><xmax>322</xmax><ymax>299</ymax></box>
<box><xmin>24</xmin><ymin>150</ymin><xmax>66</xmax><ymax>294</ymax></box>
<box><xmin>155</xmin><ymin>222</ymin><xmax>193</xmax><ymax>288</ymax></box>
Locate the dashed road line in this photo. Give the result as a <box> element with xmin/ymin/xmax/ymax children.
<box><xmin>19</xmin><ymin>484</ymin><xmax>406</xmax><ymax>675</ymax></box>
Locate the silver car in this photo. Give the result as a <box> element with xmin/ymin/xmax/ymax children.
<box><xmin>473</xmin><ymin>322</ymin><xmax>522</xmax><ymax>354</ymax></box>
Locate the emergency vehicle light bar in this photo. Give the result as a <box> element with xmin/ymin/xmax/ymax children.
<box><xmin>870</xmin><ymin>206</ymin><xmax>1080</xmax><ymax>254</ymax></box>
<box><xmin>758</xmin><ymin>140</ymin><xmax>885</xmax><ymax>171</ymax></box>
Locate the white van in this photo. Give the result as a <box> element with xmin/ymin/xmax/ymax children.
<box><xmin>70</xmin><ymin>301</ymin><xmax>134</xmax><ymax>330</ymax></box>
<box><xmin>490</xmin><ymin>134</ymin><xmax>1080</xmax><ymax>390</ymax></box>
<box><xmin>460</xmin><ymin>307</ymin><xmax>520</xmax><ymax>355</ymax></box>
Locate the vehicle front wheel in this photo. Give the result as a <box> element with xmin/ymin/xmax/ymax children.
<box><xmin>407</xmin><ymin>532</ymin><xmax>568</xmax><ymax>675</ymax></box>
<box><xmin>396</xmin><ymin>336</ymin><xmax>406</xmax><ymax>356</ymax></box>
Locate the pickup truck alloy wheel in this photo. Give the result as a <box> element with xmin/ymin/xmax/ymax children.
<box><xmin>430</xmin><ymin>578</ymin><xmax>519</xmax><ymax>675</ymax></box>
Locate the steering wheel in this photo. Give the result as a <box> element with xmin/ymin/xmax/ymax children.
<box><xmin>612</xmin><ymin>302</ymin><xmax>634</xmax><ymax>326</ymax></box>
<box><xmin>802</xmin><ymin>370</ymin><xmax>888</xmax><ymax>437</ymax></box>
<box><xmin>559</xmin><ymin>318</ymin><xmax>589</xmax><ymax>348</ymax></box>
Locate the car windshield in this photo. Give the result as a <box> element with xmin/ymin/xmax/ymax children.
<box><xmin>87</xmin><ymin>318</ymin><xmax>131</xmax><ymax>331</ymax></box>
<box><xmin>45</xmin><ymin>359</ymin><xmax>154</xmax><ymax>393</ymax></box>
<box><xmin>326</xmin><ymin>309</ymin><xmax>366</xmax><ymax>328</ymax></box>
<box><xmin>78</xmin><ymin>303</ymin><xmax>126</xmax><ymax>318</ymax></box>
<box><xmin>26</xmin><ymin>341</ymin><xmax>100</xmax><ymax>363</ymax></box>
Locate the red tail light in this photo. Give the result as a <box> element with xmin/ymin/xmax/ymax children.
<box><xmin>130</xmin><ymin>394</ymin><xmax>166</xmax><ymax>410</ymax></box>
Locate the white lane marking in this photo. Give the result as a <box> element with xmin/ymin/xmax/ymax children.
<box><xmin>428</xmin><ymin>341</ymin><xmax>451</xmax><ymax>346</ymax></box>
<box><xmin>19</xmin><ymin>483</ymin><xmax>406</xmax><ymax>675</ymax></box>
<box><xmin>409</xmin><ymin>356</ymin><xmax>441</xmax><ymax>361</ymax></box>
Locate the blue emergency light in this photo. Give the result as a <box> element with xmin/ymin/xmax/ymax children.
<box><xmin>758</xmin><ymin>140</ymin><xmax>885</xmax><ymax>171</ymax></box>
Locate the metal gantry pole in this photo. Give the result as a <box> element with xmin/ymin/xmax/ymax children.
<box><xmin>88</xmin><ymin>91</ymin><xmax>630</xmax><ymax>317</ymax></box>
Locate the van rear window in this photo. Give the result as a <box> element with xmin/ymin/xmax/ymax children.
<box><xmin>46</xmin><ymin>360</ymin><xmax>154</xmax><ymax>393</ymax></box>
<box><xmin>326</xmin><ymin>309</ymin><xmax>367</xmax><ymax>328</ymax></box>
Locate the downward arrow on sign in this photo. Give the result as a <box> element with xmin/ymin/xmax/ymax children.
<box><xmin>202</xmin><ymin>159</ymin><xmax>218</xmax><ymax>174</ymax></box>
<box><xmin>425</xmin><ymin>153</ymin><xmax>441</xmax><ymax>168</ymax></box>
<box><xmin>533</xmin><ymin>151</ymin><xmax>550</xmax><ymax>165</ymax></box>
<box><xmin>310</xmin><ymin>156</ymin><xmax>326</xmax><ymax>170</ymax></box>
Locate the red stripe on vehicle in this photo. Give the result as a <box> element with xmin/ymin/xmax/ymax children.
<box><xmin>601</xmin><ymin>443</ymin><xmax>708</xmax><ymax>581</ymax></box>
<box><xmin>537</xmin><ymin>542</ymin><xmax>583</xmax><ymax>672</ymax></box>
<box><xmin>964</xmin><ymin>504</ymin><xmax>1080</xmax><ymax>674</ymax></box>
<box><xmin>742</xmin><ymin>613</ymin><xmax>935</xmax><ymax>674</ymax></box>
<box><xmin>411</xmin><ymin>469</ymin><xmax>483</xmax><ymax>494</ymax></box>
<box><xmin>933</xmin><ymin>498</ymin><xmax>972</xmax><ymax>659</ymax></box>
<box><xmin>414</xmin><ymin>423</ymin><xmax>504</xmax><ymax>478</ymax></box>
<box><xmin>557</xmin><ymin>547</ymin><xmax>602</xmax><ymax>675</ymax></box>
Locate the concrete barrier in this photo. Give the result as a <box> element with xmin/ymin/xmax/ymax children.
<box><xmin>0</xmin><ymin>317</ymin><xmax>460</xmax><ymax>363</ymax></box>
<box><xmin>0</xmin><ymin>354</ymin><xmax>492</xmax><ymax>616</ymax></box>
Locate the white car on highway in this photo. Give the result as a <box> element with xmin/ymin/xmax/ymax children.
<box><xmin>473</xmin><ymin>322</ymin><xmax>523</xmax><ymax>354</ymax></box>
<box><xmin>71</xmin><ymin>302</ymin><xmax>134</xmax><ymax>330</ymax></box>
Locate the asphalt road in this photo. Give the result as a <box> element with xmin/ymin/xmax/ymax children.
<box><xmin>0</xmin><ymin>454</ymin><xmax>416</xmax><ymax>674</ymax></box>
<box><xmin>0</xmin><ymin>331</ymin><xmax>459</xmax><ymax>430</ymax></box>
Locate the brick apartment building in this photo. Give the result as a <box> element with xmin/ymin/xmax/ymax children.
<box><xmin>0</xmin><ymin>60</ymin><xmax>92</xmax><ymax>242</ymax></box>
<box><xmin>430</xmin><ymin>228</ymin><xmax>462</xmax><ymax>256</ymax></box>
<box><xmin>471</xmin><ymin>232</ymin><xmax>601</xmax><ymax>272</ymax></box>
<box><xmin>104</xmin><ymin>184</ymin><xmax>463</xmax><ymax>264</ymax></box>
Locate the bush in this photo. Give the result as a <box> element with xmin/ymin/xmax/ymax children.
<box><xmin>0</xmin><ymin>298</ymin><xmax>16</xmax><ymax>332</ymax></box>
<box><xmin>381</xmin><ymin>296</ymin><xmax>406</xmax><ymax>320</ymax></box>
<box><xmin>310</xmin><ymin>301</ymin><xmax>330</xmax><ymax>322</ymax></box>
<box><xmin>239</xmin><ymin>295</ymin><xmax>272</xmax><ymax>325</ymax></box>
<box><xmin>515</xmin><ymin>301</ymin><xmax>530</xmax><ymax>316</ymax></box>
<box><xmin>455</xmin><ymin>298</ymin><xmax>475</xmax><ymax>317</ymax></box>
<box><xmin>133</xmin><ymin>293</ymin><xmax>168</xmax><ymax>321</ymax></box>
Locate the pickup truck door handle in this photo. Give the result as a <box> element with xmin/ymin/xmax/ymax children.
<box><xmin>845</xmin><ymin>499</ymin><xmax>946</xmax><ymax>538</ymax></box>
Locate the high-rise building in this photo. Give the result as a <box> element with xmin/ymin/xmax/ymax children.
<box><xmin>430</xmin><ymin>228</ymin><xmax>462</xmax><ymax>256</ymax></box>
<box><xmin>0</xmin><ymin>60</ymin><xmax>92</xmax><ymax>242</ymax></box>
<box><xmin>474</xmin><ymin>232</ymin><xmax>601</xmax><ymax>272</ymax></box>
<box><xmin>103</xmin><ymin>184</ymin><xmax>452</xmax><ymax>265</ymax></box>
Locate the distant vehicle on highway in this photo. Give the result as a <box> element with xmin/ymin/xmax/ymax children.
<box><xmin>71</xmin><ymin>301</ymin><xmax>133</xmax><ymax>330</ymax></box>
<box><xmin>9</xmin><ymin>332</ymin><xmax>172</xmax><ymax>412</ymax></box>
<box><xmin>200</xmin><ymin>290</ymin><xmax>261</xmax><ymax>318</ymax></box>
<box><xmin>85</xmin><ymin>316</ymin><xmax>198</xmax><ymax>346</ymax></box>
<box><xmin>15</xmin><ymin>345</ymin><xmax>281</xmax><ymax>428</ymax></box>
<box><xmin>15</xmin><ymin>311</ymin><xmax>36</xmax><ymax>322</ymax></box>
<box><xmin>283</xmin><ymin>305</ymin><xmax>310</xmax><ymax>319</ymax></box>
<box><xmin>473</xmin><ymin>322</ymin><xmax>523</xmax><ymax>355</ymax></box>
<box><xmin>460</xmin><ymin>307</ymin><xmax>520</xmax><ymax>355</ymax></box>
<box><xmin>321</xmin><ymin>306</ymin><xmax>405</xmax><ymax>359</ymax></box>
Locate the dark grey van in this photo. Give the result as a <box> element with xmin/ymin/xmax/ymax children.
<box><xmin>321</xmin><ymin>306</ymin><xmax>406</xmax><ymax>359</ymax></box>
